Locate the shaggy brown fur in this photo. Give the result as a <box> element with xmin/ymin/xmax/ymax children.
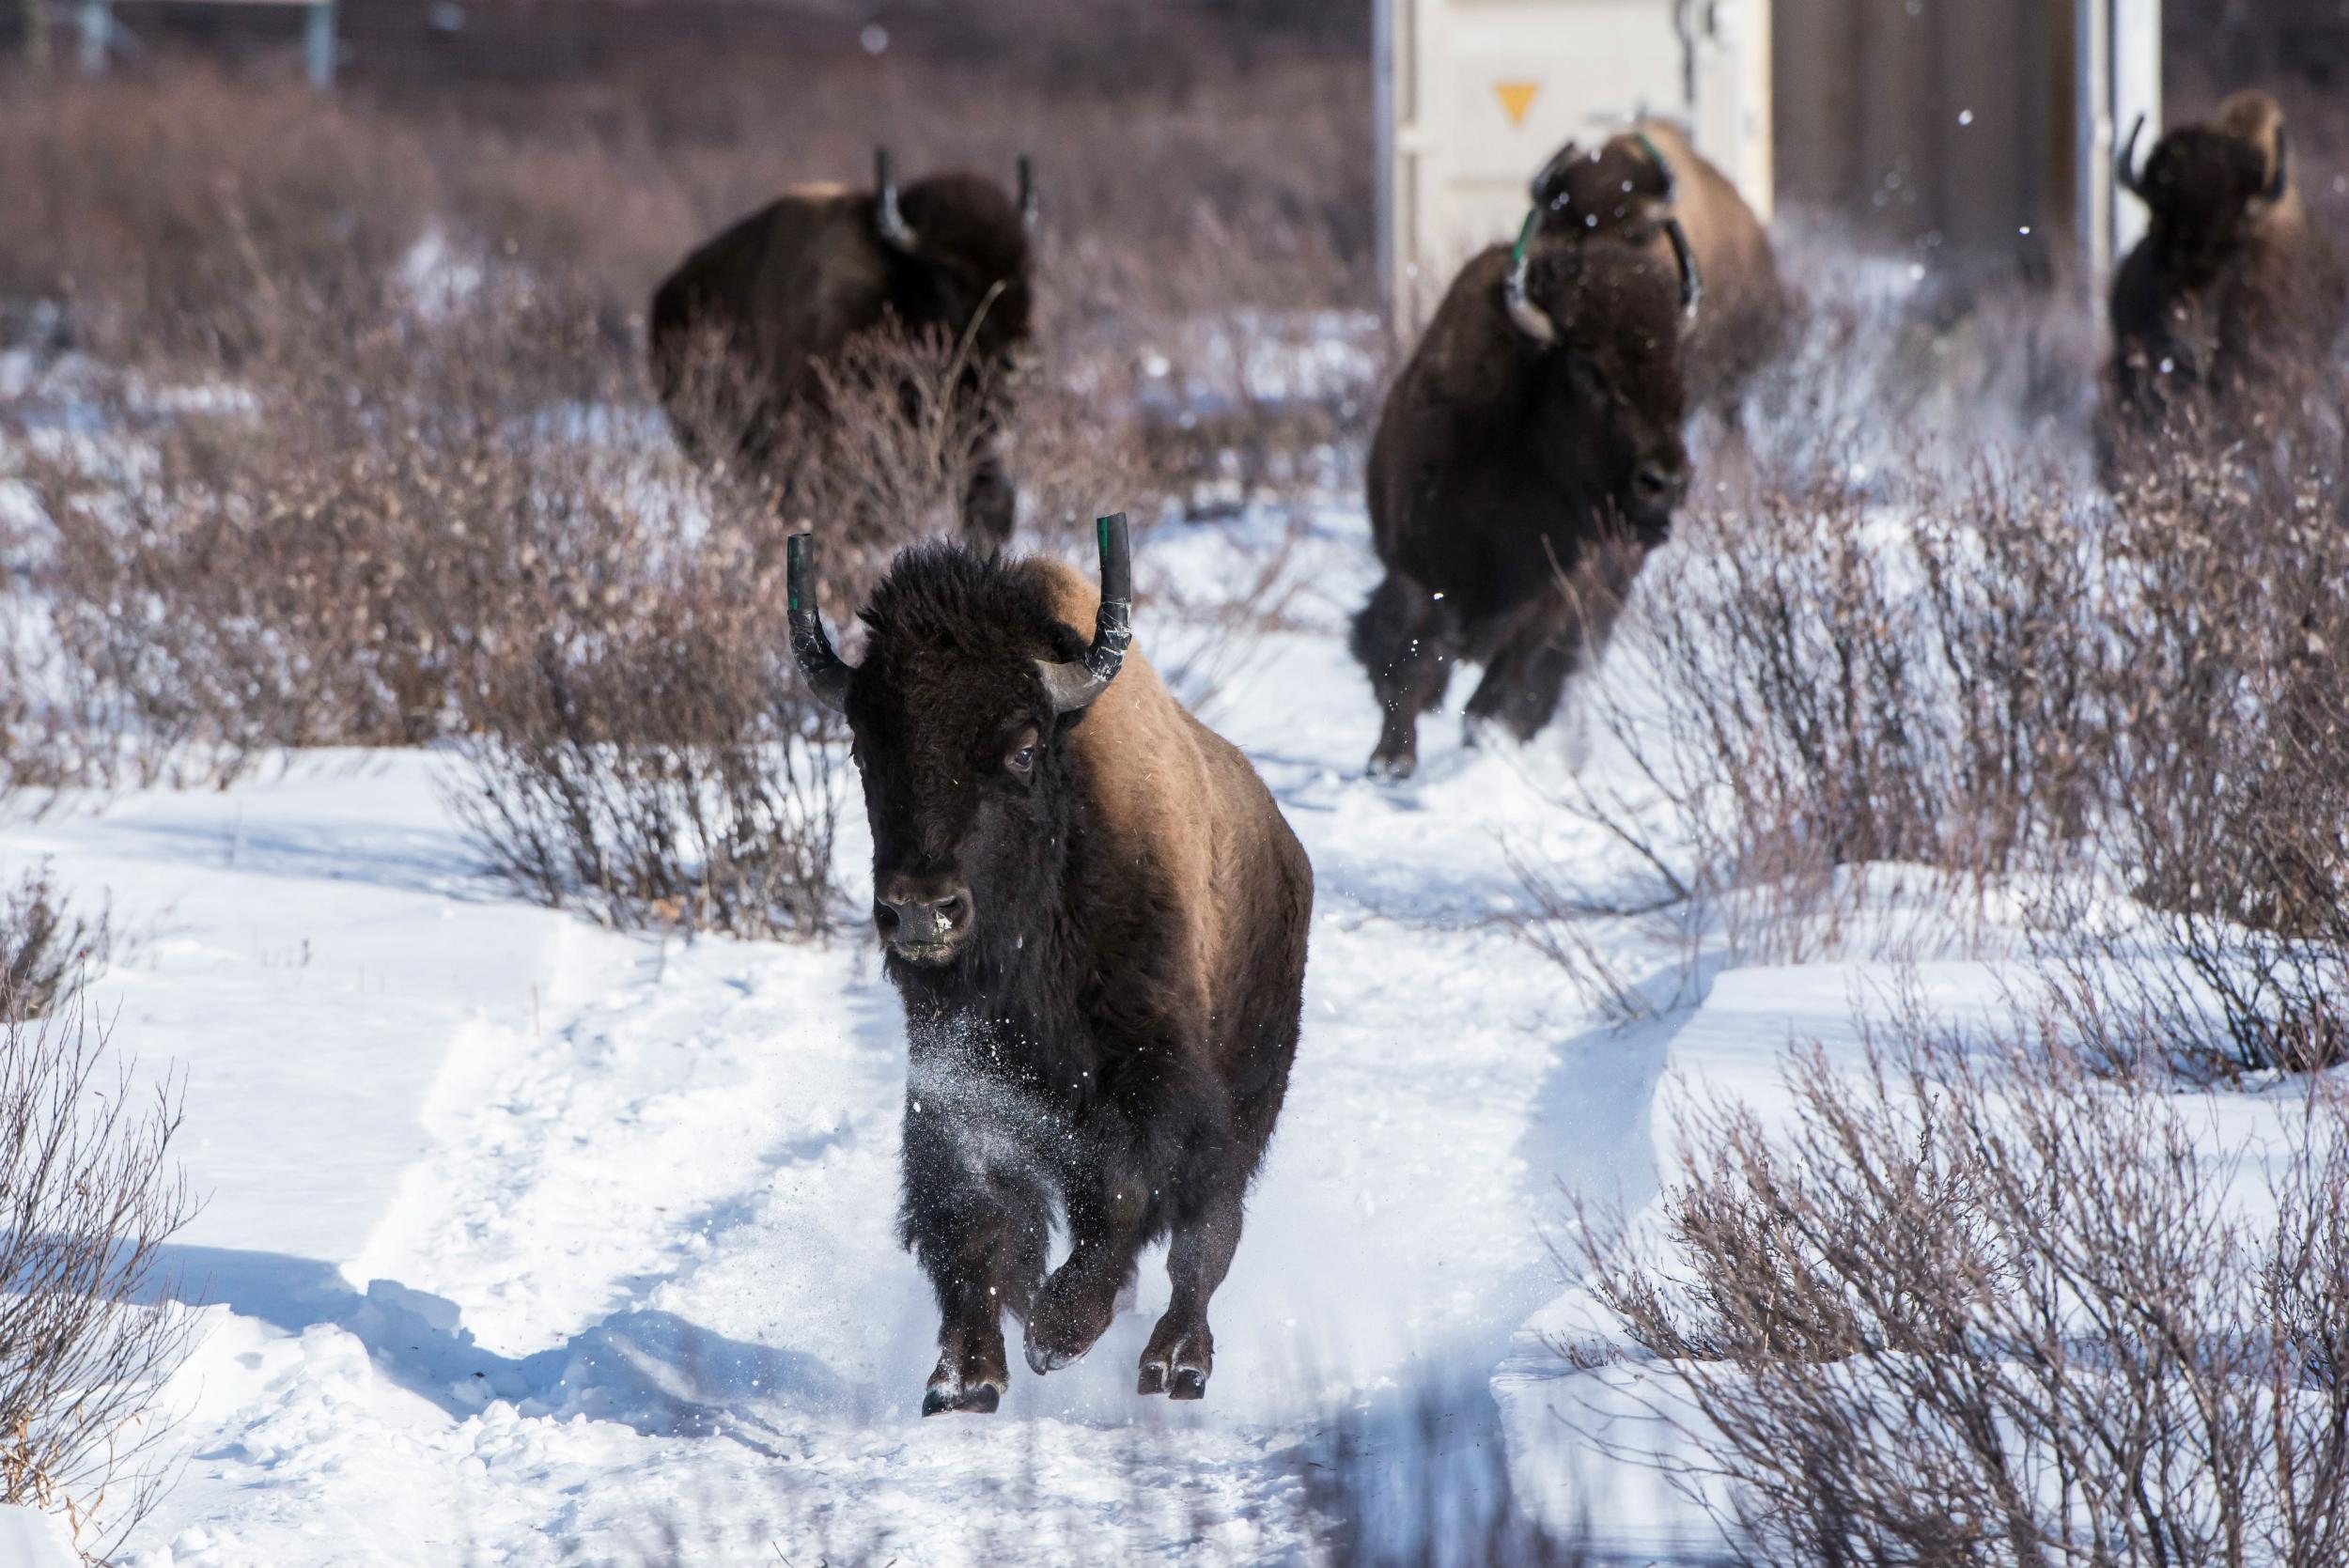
<box><xmin>819</xmin><ymin>544</ymin><xmax>1312</xmax><ymax>1413</ymax></box>
<box><xmin>1531</xmin><ymin>119</ymin><xmax>1787</xmax><ymax>416</ymax></box>
<box><xmin>1352</xmin><ymin>235</ymin><xmax>1690</xmax><ymax>777</ymax></box>
<box><xmin>649</xmin><ymin>163</ymin><xmax>1034</xmax><ymax>544</ymax></box>
<box><xmin>2105</xmin><ymin>90</ymin><xmax>2348</xmax><ymax>457</ymax></box>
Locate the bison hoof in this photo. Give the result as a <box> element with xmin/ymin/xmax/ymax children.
<box><xmin>1025</xmin><ymin>1342</ymin><xmax>1076</xmax><ymax>1374</ymax></box>
<box><xmin>922</xmin><ymin>1381</ymin><xmax>1002</xmax><ymax>1417</ymax></box>
<box><xmin>1023</xmin><ymin>1264</ymin><xmax>1117</xmax><ymax>1375</ymax></box>
<box><xmin>1136</xmin><ymin>1358</ymin><xmax>1211</xmax><ymax>1400</ymax></box>
<box><xmin>1138</xmin><ymin>1316</ymin><xmax>1213</xmax><ymax>1401</ymax></box>
<box><xmin>1365</xmin><ymin>752</ymin><xmax>1417</xmax><ymax>782</ymax></box>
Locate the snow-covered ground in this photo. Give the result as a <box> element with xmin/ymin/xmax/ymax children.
<box><xmin>0</xmin><ymin>490</ymin><xmax>2318</xmax><ymax>1563</ymax></box>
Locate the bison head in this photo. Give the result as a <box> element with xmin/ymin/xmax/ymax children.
<box><xmin>787</xmin><ymin>518</ymin><xmax>1130</xmax><ymax>970</ymax></box>
<box><xmin>2118</xmin><ymin>105</ymin><xmax>2289</xmax><ymax>287</ymax></box>
<box><xmin>873</xmin><ymin>149</ymin><xmax>1037</xmax><ymax>363</ymax></box>
<box><xmin>1528</xmin><ymin>132</ymin><xmax>1703</xmax><ymax>319</ymax></box>
<box><xmin>1505</xmin><ymin>235</ymin><xmax>1693</xmax><ymax>544</ymax></box>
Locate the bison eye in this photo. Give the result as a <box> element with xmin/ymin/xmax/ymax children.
<box><xmin>1006</xmin><ymin>741</ymin><xmax>1037</xmax><ymax>777</ymax></box>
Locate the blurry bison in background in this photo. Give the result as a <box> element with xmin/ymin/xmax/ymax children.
<box><xmin>1529</xmin><ymin>119</ymin><xmax>1786</xmax><ymax>419</ymax></box>
<box><xmin>2106</xmin><ymin>90</ymin><xmax>2347</xmax><ymax>457</ymax></box>
<box><xmin>649</xmin><ymin>148</ymin><xmax>1037</xmax><ymax>546</ymax></box>
<box><xmin>1351</xmin><ymin>223</ymin><xmax>1694</xmax><ymax>778</ymax></box>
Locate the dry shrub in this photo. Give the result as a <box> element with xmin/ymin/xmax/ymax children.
<box><xmin>2030</xmin><ymin>427</ymin><xmax>2349</xmax><ymax>1078</ymax></box>
<box><xmin>0</xmin><ymin>69</ymin><xmax>437</xmax><ymax>360</ymax></box>
<box><xmin>0</xmin><ymin>997</ymin><xmax>196</xmax><ymax>1557</ymax></box>
<box><xmin>1571</xmin><ymin>988</ymin><xmax>2349</xmax><ymax>1566</ymax></box>
<box><xmin>1532</xmin><ymin>458</ymin><xmax>2106</xmax><ymax>967</ymax></box>
<box><xmin>1517</xmin><ymin>305</ymin><xmax>2349</xmax><ymax>1017</ymax></box>
<box><xmin>443</xmin><ymin>525</ymin><xmax>845</xmax><ymax>940</ymax></box>
<box><xmin>0</xmin><ymin>867</ymin><xmax>108</xmax><ymax>1021</ymax></box>
<box><xmin>18</xmin><ymin>285</ymin><xmax>635</xmax><ymax>780</ymax></box>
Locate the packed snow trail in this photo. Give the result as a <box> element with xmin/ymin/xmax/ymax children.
<box><xmin>4</xmin><ymin>508</ymin><xmax>1696</xmax><ymax>1564</ymax></box>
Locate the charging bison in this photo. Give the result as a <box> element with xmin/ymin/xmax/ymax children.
<box><xmin>787</xmin><ymin>516</ymin><xmax>1314</xmax><ymax>1413</ymax></box>
<box><xmin>2107</xmin><ymin>91</ymin><xmax>2347</xmax><ymax>451</ymax></box>
<box><xmin>1528</xmin><ymin>120</ymin><xmax>1785</xmax><ymax>415</ymax></box>
<box><xmin>1352</xmin><ymin>218</ymin><xmax>1694</xmax><ymax>778</ymax></box>
<box><xmin>651</xmin><ymin>149</ymin><xmax>1037</xmax><ymax>546</ymax></box>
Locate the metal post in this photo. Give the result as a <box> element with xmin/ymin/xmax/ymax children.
<box><xmin>2110</xmin><ymin>0</ymin><xmax>2161</xmax><ymax>266</ymax></box>
<box><xmin>77</xmin><ymin>0</ymin><xmax>108</xmax><ymax>75</ymax></box>
<box><xmin>304</xmin><ymin>0</ymin><xmax>335</xmax><ymax>89</ymax></box>
<box><xmin>1374</xmin><ymin>0</ymin><xmax>1395</xmax><ymax>329</ymax></box>
<box><xmin>2076</xmin><ymin>0</ymin><xmax>2113</xmax><ymax>291</ymax></box>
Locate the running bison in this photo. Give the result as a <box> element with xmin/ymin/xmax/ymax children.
<box><xmin>787</xmin><ymin>515</ymin><xmax>1314</xmax><ymax>1413</ymax></box>
<box><xmin>1352</xmin><ymin>220</ymin><xmax>1695</xmax><ymax>777</ymax></box>
<box><xmin>1528</xmin><ymin>120</ymin><xmax>1785</xmax><ymax>415</ymax></box>
<box><xmin>652</xmin><ymin>149</ymin><xmax>1036</xmax><ymax>546</ymax></box>
<box><xmin>2107</xmin><ymin>91</ymin><xmax>2347</xmax><ymax>450</ymax></box>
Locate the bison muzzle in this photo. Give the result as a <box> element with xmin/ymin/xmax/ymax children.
<box><xmin>789</xmin><ymin>516</ymin><xmax>1314</xmax><ymax>1413</ymax></box>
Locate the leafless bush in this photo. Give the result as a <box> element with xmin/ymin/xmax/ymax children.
<box><xmin>2006</xmin><ymin>425</ymin><xmax>2349</xmax><ymax>1079</ymax></box>
<box><xmin>0</xmin><ymin>69</ymin><xmax>438</xmax><ymax>360</ymax></box>
<box><xmin>443</xmin><ymin>542</ymin><xmax>846</xmax><ymax>940</ymax></box>
<box><xmin>1523</xmin><ymin>457</ymin><xmax>2107</xmax><ymax>969</ymax></box>
<box><xmin>0</xmin><ymin>998</ymin><xmax>197</xmax><ymax>1558</ymax></box>
<box><xmin>13</xmin><ymin>272</ymin><xmax>656</xmax><ymax>762</ymax></box>
<box><xmin>1570</xmin><ymin>987</ymin><xmax>2349</xmax><ymax>1566</ymax></box>
<box><xmin>0</xmin><ymin>867</ymin><xmax>108</xmax><ymax>1021</ymax></box>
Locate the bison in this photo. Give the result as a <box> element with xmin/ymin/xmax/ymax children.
<box><xmin>787</xmin><ymin>515</ymin><xmax>1314</xmax><ymax>1413</ymax></box>
<box><xmin>652</xmin><ymin>148</ymin><xmax>1037</xmax><ymax>547</ymax></box>
<box><xmin>2107</xmin><ymin>90</ymin><xmax>2347</xmax><ymax>448</ymax></box>
<box><xmin>1351</xmin><ymin>219</ymin><xmax>1695</xmax><ymax>778</ymax></box>
<box><xmin>1528</xmin><ymin>120</ymin><xmax>1786</xmax><ymax>416</ymax></box>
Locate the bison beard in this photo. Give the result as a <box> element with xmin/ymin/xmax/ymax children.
<box><xmin>789</xmin><ymin>520</ymin><xmax>1314</xmax><ymax>1413</ymax></box>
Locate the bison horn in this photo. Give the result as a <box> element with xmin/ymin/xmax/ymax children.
<box><xmin>1036</xmin><ymin>513</ymin><xmax>1134</xmax><ymax>714</ymax></box>
<box><xmin>2263</xmin><ymin>124</ymin><xmax>2290</xmax><ymax>204</ymax></box>
<box><xmin>1664</xmin><ymin>216</ymin><xmax>1703</xmax><ymax>321</ymax></box>
<box><xmin>786</xmin><ymin>533</ymin><xmax>854</xmax><ymax>713</ymax></box>
<box><xmin>1503</xmin><ymin>211</ymin><xmax>1559</xmax><ymax>346</ymax></box>
<box><xmin>2115</xmin><ymin>114</ymin><xmax>2147</xmax><ymax>199</ymax></box>
<box><xmin>1018</xmin><ymin>154</ymin><xmax>1039</xmax><ymax>231</ymax></box>
<box><xmin>875</xmin><ymin>147</ymin><xmax>918</xmax><ymax>253</ymax></box>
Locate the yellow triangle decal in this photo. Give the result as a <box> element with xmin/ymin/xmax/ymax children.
<box><xmin>1495</xmin><ymin>81</ymin><xmax>1541</xmax><ymax>128</ymax></box>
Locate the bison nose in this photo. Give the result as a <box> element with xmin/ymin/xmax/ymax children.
<box><xmin>1633</xmin><ymin>461</ymin><xmax>1688</xmax><ymax>511</ymax></box>
<box><xmin>874</xmin><ymin>877</ymin><xmax>973</xmax><ymax>948</ymax></box>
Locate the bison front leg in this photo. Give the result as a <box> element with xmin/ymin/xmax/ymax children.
<box><xmin>1023</xmin><ymin>1167</ymin><xmax>1150</xmax><ymax>1375</ymax></box>
<box><xmin>901</xmin><ymin>1108</ymin><xmax>1050</xmax><ymax>1416</ymax></box>
<box><xmin>1139</xmin><ymin>1186</ymin><xmax>1243</xmax><ymax>1401</ymax></box>
<box><xmin>1350</xmin><ymin>572</ymin><xmax>1455</xmax><ymax>779</ymax></box>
